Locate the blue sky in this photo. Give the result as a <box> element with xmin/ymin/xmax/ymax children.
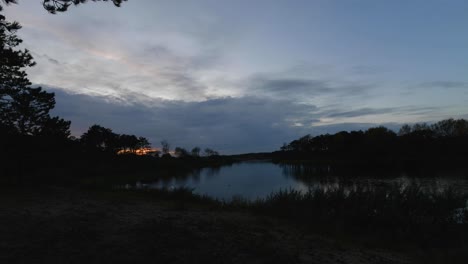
<box><xmin>3</xmin><ymin>0</ymin><xmax>468</xmax><ymax>153</ymax></box>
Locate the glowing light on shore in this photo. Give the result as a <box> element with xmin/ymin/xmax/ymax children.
<box><xmin>117</xmin><ymin>148</ymin><xmax>177</xmax><ymax>156</ymax></box>
<box><xmin>117</xmin><ymin>148</ymin><xmax>160</xmax><ymax>156</ymax></box>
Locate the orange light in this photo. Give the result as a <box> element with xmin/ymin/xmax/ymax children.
<box><xmin>117</xmin><ymin>148</ymin><xmax>160</xmax><ymax>156</ymax></box>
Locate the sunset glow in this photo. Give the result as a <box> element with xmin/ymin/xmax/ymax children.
<box><xmin>117</xmin><ymin>148</ymin><xmax>160</xmax><ymax>156</ymax></box>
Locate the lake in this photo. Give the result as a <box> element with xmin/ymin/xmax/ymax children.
<box><xmin>142</xmin><ymin>161</ymin><xmax>468</xmax><ymax>201</ymax></box>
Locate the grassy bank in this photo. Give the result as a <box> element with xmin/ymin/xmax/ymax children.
<box><xmin>2</xmin><ymin>185</ymin><xmax>418</xmax><ymax>264</ymax></box>
<box><xmin>112</xmin><ymin>182</ymin><xmax>468</xmax><ymax>263</ymax></box>
<box><xmin>249</xmin><ymin>184</ymin><xmax>468</xmax><ymax>247</ymax></box>
<box><xmin>2</xmin><ymin>181</ymin><xmax>468</xmax><ymax>263</ymax></box>
<box><xmin>120</xmin><ymin>182</ymin><xmax>468</xmax><ymax>254</ymax></box>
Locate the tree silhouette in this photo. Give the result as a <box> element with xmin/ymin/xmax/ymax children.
<box><xmin>279</xmin><ymin>118</ymin><xmax>468</xmax><ymax>164</ymax></box>
<box><xmin>36</xmin><ymin>116</ymin><xmax>71</xmax><ymax>138</ymax></box>
<box><xmin>1</xmin><ymin>0</ymin><xmax>127</xmax><ymax>13</ymax></box>
<box><xmin>0</xmin><ymin>10</ymin><xmax>70</xmax><ymax>136</ymax></box>
<box><xmin>136</xmin><ymin>136</ymin><xmax>150</xmax><ymax>150</ymax></box>
<box><xmin>398</xmin><ymin>124</ymin><xmax>412</xmax><ymax>136</ymax></box>
<box><xmin>191</xmin><ymin>147</ymin><xmax>201</xmax><ymax>157</ymax></box>
<box><xmin>160</xmin><ymin>140</ymin><xmax>170</xmax><ymax>155</ymax></box>
<box><xmin>43</xmin><ymin>0</ymin><xmax>127</xmax><ymax>14</ymax></box>
<box><xmin>204</xmin><ymin>148</ymin><xmax>219</xmax><ymax>157</ymax></box>
<box><xmin>81</xmin><ymin>124</ymin><xmax>118</xmax><ymax>152</ymax></box>
<box><xmin>1</xmin><ymin>11</ymin><xmax>35</xmax><ymax>132</ymax></box>
<box><xmin>10</xmin><ymin>87</ymin><xmax>70</xmax><ymax>135</ymax></box>
<box><xmin>432</xmin><ymin>118</ymin><xmax>468</xmax><ymax>137</ymax></box>
<box><xmin>174</xmin><ymin>147</ymin><xmax>189</xmax><ymax>158</ymax></box>
<box><xmin>118</xmin><ymin>134</ymin><xmax>138</xmax><ymax>153</ymax></box>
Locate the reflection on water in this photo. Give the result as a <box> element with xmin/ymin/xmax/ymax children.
<box><xmin>279</xmin><ymin>162</ymin><xmax>468</xmax><ymax>194</ymax></box>
<box><xmin>144</xmin><ymin>161</ymin><xmax>468</xmax><ymax>201</ymax></box>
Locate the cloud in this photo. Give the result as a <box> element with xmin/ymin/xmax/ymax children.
<box><xmin>324</xmin><ymin>107</ymin><xmax>395</xmax><ymax>118</ymax></box>
<box><xmin>321</xmin><ymin>106</ymin><xmax>440</xmax><ymax>119</ymax></box>
<box><xmin>420</xmin><ymin>81</ymin><xmax>468</xmax><ymax>89</ymax></box>
<box><xmin>11</xmin><ymin>5</ymin><xmax>230</xmax><ymax>103</ymax></box>
<box><xmin>5</xmin><ymin>1</ymin><xmax>466</xmax><ymax>154</ymax></box>
<box><xmin>45</xmin><ymin>84</ymin><xmax>450</xmax><ymax>154</ymax></box>
<box><xmin>244</xmin><ymin>73</ymin><xmax>373</xmax><ymax>103</ymax></box>
<box><xmin>27</xmin><ymin>40</ymin><xmax>217</xmax><ymax>102</ymax></box>
<box><xmin>350</xmin><ymin>65</ymin><xmax>388</xmax><ymax>75</ymax></box>
<box><xmin>49</xmin><ymin>87</ymin><xmax>321</xmax><ymax>154</ymax></box>
<box><xmin>38</xmin><ymin>76</ymin><xmax>468</xmax><ymax>157</ymax></box>
<box><xmin>252</xmin><ymin>78</ymin><xmax>331</xmax><ymax>95</ymax></box>
<box><xmin>4</xmin><ymin>0</ymin><xmax>468</xmax><ymax>131</ymax></box>
<box><xmin>30</xmin><ymin>52</ymin><xmax>61</xmax><ymax>65</ymax></box>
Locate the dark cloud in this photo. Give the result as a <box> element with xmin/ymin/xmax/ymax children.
<box><xmin>43</xmin><ymin>80</ymin><xmax>450</xmax><ymax>154</ymax></box>
<box><xmin>324</xmin><ymin>107</ymin><xmax>396</xmax><ymax>118</ymax></box>
<box><xmin>49</xmin><ymin>87</ymin><xmax>319</xmax><ymax>154</ymax></box>
<box><xmin>350</xmin><ymin>65</ymin><xmax>386</xmax><ymax>75</ymax></box>
<box><xmin>46</xmin><ymin>57</ymin><xmax>60</xmax><ymax>65</ymax></box>
<box><xmin>321</xmin><ymin>106</ymin><xmax>440</xmax><ymax>119</ymax></box>
<box><xmin>44</xmin><ymin>85</ymin><xmax>448</xmax><ymax>153</ymax></box>
<box><xmin>254</xmin><ymin>78</ymin><xmax>331</xmax><ymax>95</ymax></box>
<box><xmin>246</xmin><ymin>74</ymin><xmax>373</xmax><ymax>101</ymax></box>
<box><xmin>5</xmin><ymin>0</ymin><xmax>468</xmax><ymax>135</ymax></box>
<box><xmin>31</xmin><ymin>52</ymin><xmax>61</xmax><ymax>65</ymax></box>
<box><xmin>419</xmin><ymin>81</ymin><xmax>468</xmax><ymax>89</ymax></box>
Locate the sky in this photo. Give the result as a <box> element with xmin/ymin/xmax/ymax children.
<box><xmin>3</xmin><ymin>0</ymin><xmax>468</xmax><ymax>154</ymax></box>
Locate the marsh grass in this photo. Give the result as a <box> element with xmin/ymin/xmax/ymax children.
<box><xmin>246</xmin><ymin>183</ymin><xmax>468</xmax><ymax>245</ymax></box>
<box><xmin>132</xmin><ymin>182</ymin><xmax>467</xmax><ymax>250</ymax></box>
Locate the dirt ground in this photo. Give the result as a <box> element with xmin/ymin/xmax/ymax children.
<box><xmin>0</xmin><ymin>186</ymin><xmax>413</xmax><ymax>264</ymax></box>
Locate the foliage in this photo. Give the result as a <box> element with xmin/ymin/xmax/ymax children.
<box><xmin>174</xmin><ymin>147</ymin><xmax>189</xmax><ymax>158</ymax></box>
<box><xmin>42</xmin><ymin>0</ymin><xmax>126</xmax><ymax>13</ymax></box>
<box><xmin>160</xmin><ymin>140</ymin><xmax>170</xmax><ymax>154</ymax></box>
<box><xmin>204</xmin><ymin>148</ymin><xmax>219</xmax><ymax>157</ymax></box>
<box><xmin>81</xmin><ymin>125</ymin><xmax>118</xmax><ymax>152</ymax></box>
<box><xmin>137</xmin><ymin>136</ymin><xmax>150</xmax><ymax>149</ymax></box>
<box><xmin>80</xmin><ymin>124</ymin><xmax>151</xmax><ymax>154</ymax></box>
<box><xmin>110</xmin><ymin>182</ymin><xmax>468</xmax><ymax>250</ymax></box>
<box><xmin>8</xmin><ymin>87</ymin><xmax>71</xmax><ymax>136</ymax></box>
<box><xmin>241</xmin><ymin>182</ymin><xmax>468</xmax><ymax>246</ymax></box>
<box><xmin>1</xmin><ymin>0</ymin><xmax>126</xmax><ymax>13</ymax></box>
<box><xmin>191</xmin><ymin>146</ymin><xmax>201</xmax><ymax>157</ymax></box>
<box><xmin>278</xmin><ymin>118</ymin><xmax>468</xmax><ymax>163</ymax></box>
<box><xmin>0</xmin><ymin>9</ymin><xmax>70</xmax><ymax>137</ymax></box>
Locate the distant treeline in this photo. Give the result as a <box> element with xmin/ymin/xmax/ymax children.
<box><xmin>0</xmin><ymin>126</ymin><xmax>227</xmax><ymax>186</ymax></box>
<box><xmin>275</xmin><ymin>118</ymin><xmax>468</xmax><ymax>165</ymax></box>
<box><xmin>22</xmin><ymin>128</ymin><xmax>253</xmax><ymax>186</ymax></box>
<box><xmin>77</xmin><ymin>124</ymin><xmax>221</xmax><ymax>158</ymax></box>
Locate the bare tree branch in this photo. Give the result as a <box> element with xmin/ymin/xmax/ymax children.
<box><xmin>1</xmin><ymin>0</ymin><xmax>127</xmax><ymax>13</ymax></box>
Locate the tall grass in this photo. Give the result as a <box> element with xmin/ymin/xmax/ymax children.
<box><xmin>243</xmin><ymin>182</ymin><xmax>468</xmax><ymax>246</ymax></box>
<box><xmin>124</xmin><ymin>182</ymin><xmax>467</xmax><ymax>246</ymax></box>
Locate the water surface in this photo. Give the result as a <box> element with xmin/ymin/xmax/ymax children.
<box><xmin>145</xmin><ymin>161</ymin><xmax>468</xmax><ymax>201</ymax></box>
